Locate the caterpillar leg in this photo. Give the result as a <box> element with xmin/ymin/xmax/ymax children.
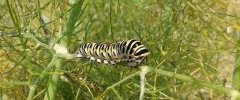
<box><xmin>116</xmin><ymin>60</ymin><xmax>121</xmax><ymax>62</ymax></box>
<box><xmin>90</xmin><ymin>57</ymin><xmax>96</xmax><ymax>62</ymax></box>
<box><xmin>96</xmin><ymin>59</ymin><xmax>102</xmax><ymax>63</ymax></box>
<box><xmin>103</xmin><ymin>60</ymin><xmax>109</xmax><ymax>64</ymax></box>
<box><xmin>110</xmin><ymin>61</ymin><xmax>116</xmax><ymax>64</ymax></box>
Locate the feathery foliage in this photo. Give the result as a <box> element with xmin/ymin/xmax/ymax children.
<box><xmin>0</xmin><ymin>0</ymin><xmax>240</xmax><ymax>99</ymax></box>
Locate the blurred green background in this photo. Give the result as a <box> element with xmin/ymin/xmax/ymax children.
<box><xmin>0</xmin><ymin>0</ymin><xmax>240</xmax><ymax>99</ymax></box>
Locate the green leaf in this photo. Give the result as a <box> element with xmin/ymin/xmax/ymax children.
<box><xmin>61</xmin><ymin>0</ymin><xmax>85</xmax><ymax>45</ymax></box>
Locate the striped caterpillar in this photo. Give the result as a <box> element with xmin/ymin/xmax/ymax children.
<box><xmin>76</xmin><ymin>39</ymin><xmax>150</xmax><ymax>66</ymax></box>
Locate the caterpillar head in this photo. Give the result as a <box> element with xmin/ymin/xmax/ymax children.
<box><xmin>76</xmin><ymin>49</ymin><xmax>83</xmax><ymax>58</ymax></box>
<box><xmin>76</xmin><ymin>44</ymin><xmax>85</xmax><ymax>58</ymax></box>
<box><xmin>130</xmin><ymin>46</ymin><xmax>150</xmax><ymax>66</ymax></box>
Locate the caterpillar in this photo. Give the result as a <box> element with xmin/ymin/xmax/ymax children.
<box><xmin>76</xmin><ymin>39</ymin><xmax>150</xmax><ymax>67</ymax></box>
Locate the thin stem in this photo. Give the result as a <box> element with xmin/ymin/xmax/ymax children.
<box><xmin>112</xmin><ymin>88</ymin><xmax>122</xmax><ymax>100</ymax></box>
<box><xmin>27</xmin><ymin>56</ymin><xmax>57</xmax><ymax>100</ymax></box>
<box><xmin>23</xmin><ymin>32</ymin><xmax>54</xmax><ymax>54</ymax></box>
<box><xmin>139</xmin><ymin>66</ymin><xmax>148</xmax><ymax>100</ymax></box>
<box><xmin>96</xmin><ymin>71</ymin><xmax>141</xmax><ymax>99</ymax></box>
<box><xmin>151</xmin><ymin>67</ymin><xmax>232</xmax><ymax>94</ymax></box>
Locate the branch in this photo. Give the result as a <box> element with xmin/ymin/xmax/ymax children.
<box><xmin>23</xmin><ymin>32</ymin><xmax>54</xmax><ymax>54</ymax></box>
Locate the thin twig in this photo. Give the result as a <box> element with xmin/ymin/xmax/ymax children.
<box><xmin>96</xmin><ymin>71</ymin><xmax>141</xmax><ymax>99</ymax></box>
<box><xmin>27</xmin><ymin>56</ymin><xmax>57</xmax><ymax>100</ymax></box>
<box><xmin>139</xmin><ymin>66</ymin><xmax>149</xmax><ymax>100</ymax></box>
